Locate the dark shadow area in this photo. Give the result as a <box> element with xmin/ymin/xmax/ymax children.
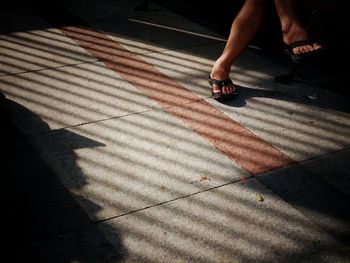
<box><xmin>217</xmin><ymin>83</ymin><xmax>350</xmax><ymax>115</ymax></box>
<box><xmin>1</xmin><ymin>1</ymin><xmax>87</xmax><ymax>34</ymax></box>
<box><xmin>259</xmin><ymin>163</ymin><xmax>350</xmax><ymax>246</ymax></box>
<box><xmin>4</xmin><ymin>0</ymin><xmax>349</xmax><ymax>101</ymax></box>
<box><xmin>152</xmin><ymin>0</ymin><xmax>350</xmax><ymax>100</ymax></box>
<box><xmin>29</xmin><ymin>0</ymin><xmax>349</xmax><ymax>116</ymax></box>
<box><xmin>0</xmin><ymin>92</ymin><xmax>124</xmax><ymax>262</ymax></box>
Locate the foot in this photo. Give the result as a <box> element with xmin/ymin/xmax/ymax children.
<box><xmin>282</xmin><ymin>22</ymin><xmax>322</xmax><ymax>55</ymax></box>
<box><xmin>210</xmin><ymin>62</ymin><xmax>237</xmax><ymax>96</ymax></box>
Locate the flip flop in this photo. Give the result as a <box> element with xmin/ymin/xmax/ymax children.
<box><xmin>208</xmin><ymin>76</ymin><xmax>238</xmax><ymax>100</ymax></box>
<box><xmin>284</xmin><ymin>40</ymin><xmax>326</xmax><ymax>63</ymax></box>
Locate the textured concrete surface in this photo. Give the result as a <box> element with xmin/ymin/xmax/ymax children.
<box><xmin>1</xmin><ymin>62</ymin><xmax>160</xmax><ymax>134</ymax></box>
<box><xmin>258</xmin><ymin>164</ymin><xmax>350</xmax><ymax>245</ymax></box>
<box><xmin>1</xmin><ymin>0</ymin><xmax>350</xmax><ymax>262</ymax></box>
<box><xmin>61</xmin><ymin>0</ymin><xmax>167</xmax><ymax>23</ymax></box>
<box><xmin>99</xmin><ymin>178</ymin><xmax>348</xmax><ymax>263</ymax></box>
<box><xmin>301</xmin><ymin>148</ymin><xmax>350</xmax><ymax>197</ymax></box>
<box><xmin>93</xmin><ymin>13</ymin><xmax>224</xmax><ymax>55</ymax></box>
<box><xmin>212</xmin><ymin>81</ymin><xmax>350</xmax><ymax>161</ymax></box>
<box><xmin>28</xmin><ymin>109</ymin><xmax>248</xmax><ymax>220</ymax></box>
<box><xmin>0</xmin><ymin>6</ymin><xmax>96</xmax><ymax>76</ymax></box>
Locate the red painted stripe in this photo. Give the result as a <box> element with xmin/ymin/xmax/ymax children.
<box><xmin>61</xmin><ymin>26</ymin><xmax>294</xmax><ymax>174</ymax></box>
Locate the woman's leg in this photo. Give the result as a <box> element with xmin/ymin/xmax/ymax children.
<box><xmin>210</xmin><ymin>0</ymin><xmax>265</xmax><ymax>95</ymax></box>
<box><xmin>274</xmin><ymin>0</ymin><xmax>322</xmax><ymax>55</ymax></box>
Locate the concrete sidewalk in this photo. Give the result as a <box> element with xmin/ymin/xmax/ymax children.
<box><xmin>1</xmin><ymin>0</ymin><xmax>350</xmax><ymax>262</ymax></box>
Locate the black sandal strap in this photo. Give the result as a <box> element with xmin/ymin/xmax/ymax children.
<box><xmin>208</xmin><ymin>76</ymin><xmax>233</xmax><ymax>87</ymax></box>
<box><xmin>288</xmin><ymin>40</ymin><xmax>314</xmax><ymax>49</ymax></box>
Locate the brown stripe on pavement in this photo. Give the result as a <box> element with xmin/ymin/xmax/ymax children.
<box><xmin>60</xmin><ymin>26</ymin><xmax>294</xmax><ymax>174</ymax></box>
<box><xmin>168</xmin><ymin>102</ymin><xmax>294</xmax><ymax>174</ymax></box>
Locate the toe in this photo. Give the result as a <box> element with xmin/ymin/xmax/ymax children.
<box><xmin>212</xmin><ymin>84</ymin><xmax>222</xmax><ymax>94</ymax></box>
<box><xmin>313</xmin><ymin>43</ymin><xmax>322</xmax><ymax>50</ymax></box>
<box><xmin>307</xmin><ymin>45</ymin><xmax>315</xmax><ymax>52</ymax></box>
<box><xmin>224</xmin><ymin>85</ymin><xmax>236</xmax><ymax>94</ymax></box>
<box><xmin>300</xmin><ymin>45</ymin><xmax>310</xmax><ymax>53</ymax></box>
<box><xmin>293</xmin><ymin>47</ymin><xmax>301</xmax><ymax>54</ymax></box>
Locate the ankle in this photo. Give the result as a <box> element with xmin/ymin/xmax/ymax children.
<box><xmin>281</xmin><ymin>20</ymin><xmax>309</xmax><ymax>45</ymax></box>
<box><xmin>211</xmin><ymin>59</ymin><xmax>231</xmax><ymax>79</ymax></box>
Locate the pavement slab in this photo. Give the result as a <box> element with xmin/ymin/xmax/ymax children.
<box><xmin>61</xmin><ymin>0</ymin><xmax>167</xmax><ymax>23</ymax></box>
<box><xmin>258</xmin><ymin>164</ymin><xmax>350</xmax><ymax>245</ymax></box>
<box><xmin>211</xmin><ymin>84</ymin><xmax>350</xmax><ymax>161</ymax></box>
<box><xmin>28</xmin><ymin>109</ymin><xmax>248</xmax><ymax>221</ymax></box>
<box><xmin>98</xmin><ymin>178</ymin><xmax>349</xmax><ymax>263</ymax></box>
<box><xmin>0</xmin><ymin>61</ymin><xmax>160</xmax><ymax>135</ymax></box>
<box><xmin>0</xmin><ymin>17</ymin><xmax>96</xmax><ymax>76</ymax></box>
<box><xmin>93</xmin><ymin>12</ymin><xmax>224</xmax><ymax>55</ymax></box>
<box><xmin>301</xmin><ymin>148</ymin><xmax>350</xmax><ymax>197</ymax></box>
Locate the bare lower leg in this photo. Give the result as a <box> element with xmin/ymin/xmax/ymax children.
<box><xmin>211</xmin><ymin>0</ymin><xmax>265</xmax><ymax>94</ymax></box>
<box><xmin>274</xmin><ymin>0</ymin><xmax>321</xmax><ymax>54</ymax></box>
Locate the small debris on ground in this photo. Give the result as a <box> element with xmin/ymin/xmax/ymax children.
<box><xmin>256</xmin><ymin>194</ymin><xmax>264</xmax><ymax>202</ymax></box>
<box><xmin>200</xmin><ymin>176</ymin><xmax>210</xmax><ymax>181</ymax></box>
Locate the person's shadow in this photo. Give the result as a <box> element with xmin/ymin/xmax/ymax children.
<box><xmin>0</xmin><ymin>92</ymin><xmax>124</xmax><ymax>262</ymax></box>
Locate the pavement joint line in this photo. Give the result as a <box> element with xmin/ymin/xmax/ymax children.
<box><xmin>0</xmin><ymin>31</ymin><xmax>94</xmax><ymax>59</ymax></box>
<box><xmin>297</xmin><ymin>146</ymin><xmax>350</xmax><ymax>165</ymax></box>
<box><xmin>92</xmin><ymin>176</ymin><xmax>254</xmax><ymax>225</ymax></box>
<box><xmin>25</xmin><ymin>97</ymin><xmax>207</xmax><ymax>138</ymax></box>
<box><xmin>128</xmin><ymin>18</ymin><xmax>227</xmax><ymax>42</ymax></box>
<box><xmin>29</xmin><ymin>177</ymin><xmax>253</xmax><ymax>244</ymax></box>
<box><xmin>12</xmin><ymin>8</ymin><xmax>225</xmax><ymax>64</ymax></box>
<box><xmin>68</xmin><ymin>8</ymin><xmax>169</xmax><ymax>25</ymax></box>
<box><xmin>0</xmin><ymin>59</ymin><xmax>100</xmax><ymax>78</ymax></box>
<box><xmin>25</xmin><ymin>108</ymin><xmax>156</xmax><ymax>138</ymax></box>
<box><xmin>108</xmin><ymin>37</ymin><xmax>225</xmax><ymax>58</ymax></box>
<box><xmin>38</xmin><ymin>10</ymin><xmax>226</xmax><ymax>58</ymax></box>
<box><xmin>65</xmin><ymin>25</ymin><xmax>225</xmax><ymax>60</ymax></box>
